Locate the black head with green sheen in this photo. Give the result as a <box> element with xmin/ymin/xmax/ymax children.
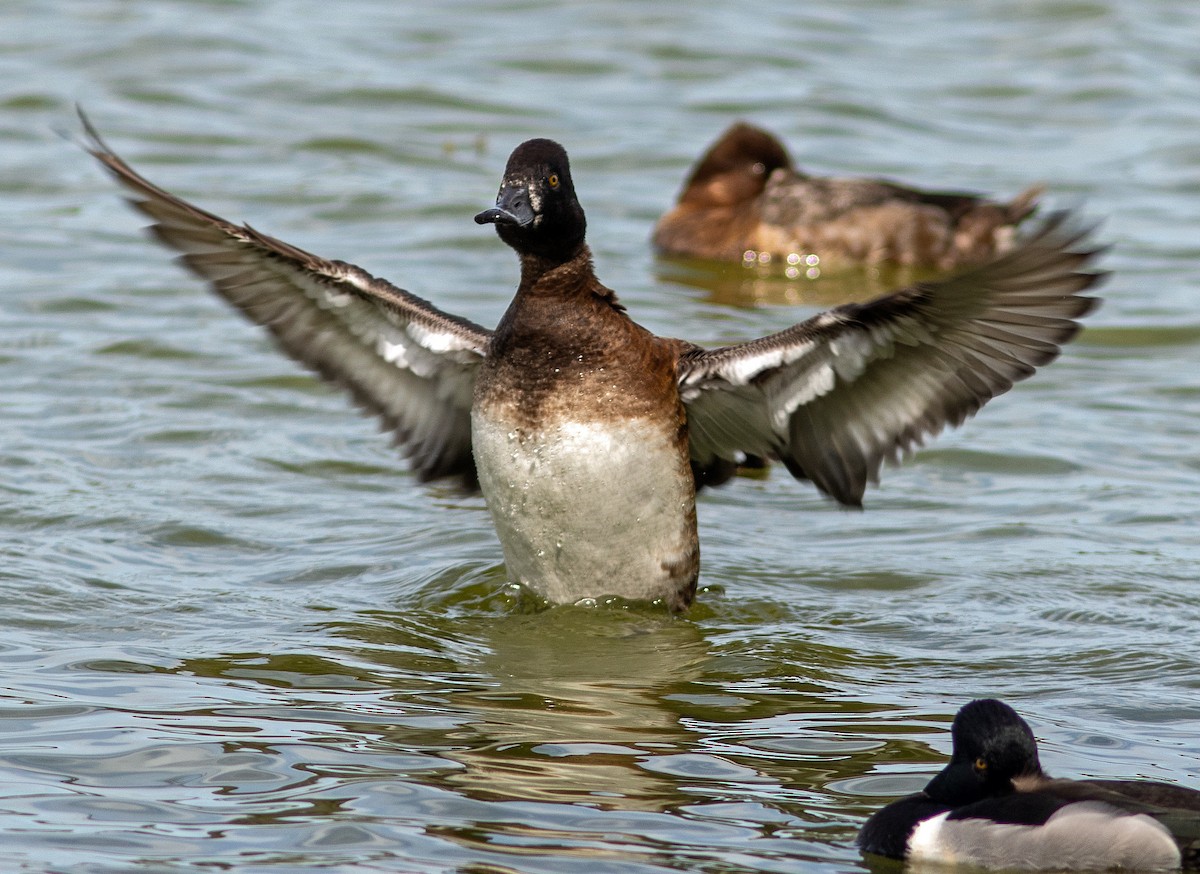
<box><xmin>475</xmin><ymin>138</ymin><xmax>587</xmax><ymax>263</ymax></box>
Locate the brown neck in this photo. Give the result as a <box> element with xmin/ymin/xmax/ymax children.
<box><xmin>517</xmin><ymin>243</ymin><xmax>589</xmax><ymax>288</ymax></box>
<box><xmin>516</xmin><ymin>244</ymin><xmax>622</xmax><ymax>310</ymax></box>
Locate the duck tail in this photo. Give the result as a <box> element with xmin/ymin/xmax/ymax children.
<box><xmin>1006</xmin><ymin>184</ymin><xmax>1045</xmax><ymax>224</ymax></box>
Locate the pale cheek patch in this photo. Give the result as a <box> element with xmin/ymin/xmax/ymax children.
<box><xmin>528</xmin><ymin>185</ymin><xmax>544</xmax><ymax>227</ymax></box>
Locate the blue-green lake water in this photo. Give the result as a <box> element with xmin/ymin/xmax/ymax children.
<box><xmin>3</xmin><ymin>1</ymin><xmax>1200</xmax><ymax>871</ymax></box>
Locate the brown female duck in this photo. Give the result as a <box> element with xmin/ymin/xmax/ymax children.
<box><xmin>654</xmin><ymin>122</ymin><xmax>1043</xmax><ymax>272</ymax></box>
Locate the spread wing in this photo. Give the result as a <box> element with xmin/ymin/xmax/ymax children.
<box><xmin>678</xmin><ymin>212</ymin><xmax>1105</xmax><ymax>506</ymax></box>
<box><xmin>82</xmin><ymin>111</ymin><xmax>491</xmax><ymax>488</ymax></box>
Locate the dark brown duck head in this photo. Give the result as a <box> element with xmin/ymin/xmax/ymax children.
<box><xmin>475</xmin><ymin>138</ymin><xmax>587</xmax><ymax>265</ymax></box>
<box><xmin>676</xmin><ymin>121</ymin><xmax>793</xmax><ymax>208</ymax></box>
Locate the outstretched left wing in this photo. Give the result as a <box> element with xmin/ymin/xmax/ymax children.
<box><xmin>678</xmin><ymin>212</ymin><xmax>1105</xmax><ymax>506</ymax></box>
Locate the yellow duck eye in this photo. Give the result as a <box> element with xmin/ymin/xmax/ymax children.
<box><xmin>548</xmin><ymin>173</ymin><xmax>559</xmax><ymax>188</ymax></box>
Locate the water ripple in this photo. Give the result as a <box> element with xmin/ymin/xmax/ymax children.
<box><xmin>5</xmin><ymin>0</ymin><xmax>1200</xmax><ymax>870</ymax></box>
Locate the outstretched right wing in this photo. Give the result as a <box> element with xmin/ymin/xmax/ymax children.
<box><xmin>83</xmin><ymin>111</ymin><xmax>491</xmax><ymax>488</ymax></box>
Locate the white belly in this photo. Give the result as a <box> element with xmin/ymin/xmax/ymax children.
<box><xmin>471</xmin><ymin>412</ymin><xmax>698</xmax><ymax>609</ymax></box>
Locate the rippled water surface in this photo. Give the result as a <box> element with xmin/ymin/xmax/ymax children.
<box><xmin>4</xmin><ymin>1</ymin><xmax>1200</xmax><ymax>871</ymax></box>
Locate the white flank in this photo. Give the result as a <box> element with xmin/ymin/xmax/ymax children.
<box><xmin>908</xmin><ymin>804</ymin><xmax>1181</xmax><ymax>871</ymax></box>
<box><xmin>908</xmin><ymin>811</ymin><xmax>954</xmax><ymax>863</ymax></box>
